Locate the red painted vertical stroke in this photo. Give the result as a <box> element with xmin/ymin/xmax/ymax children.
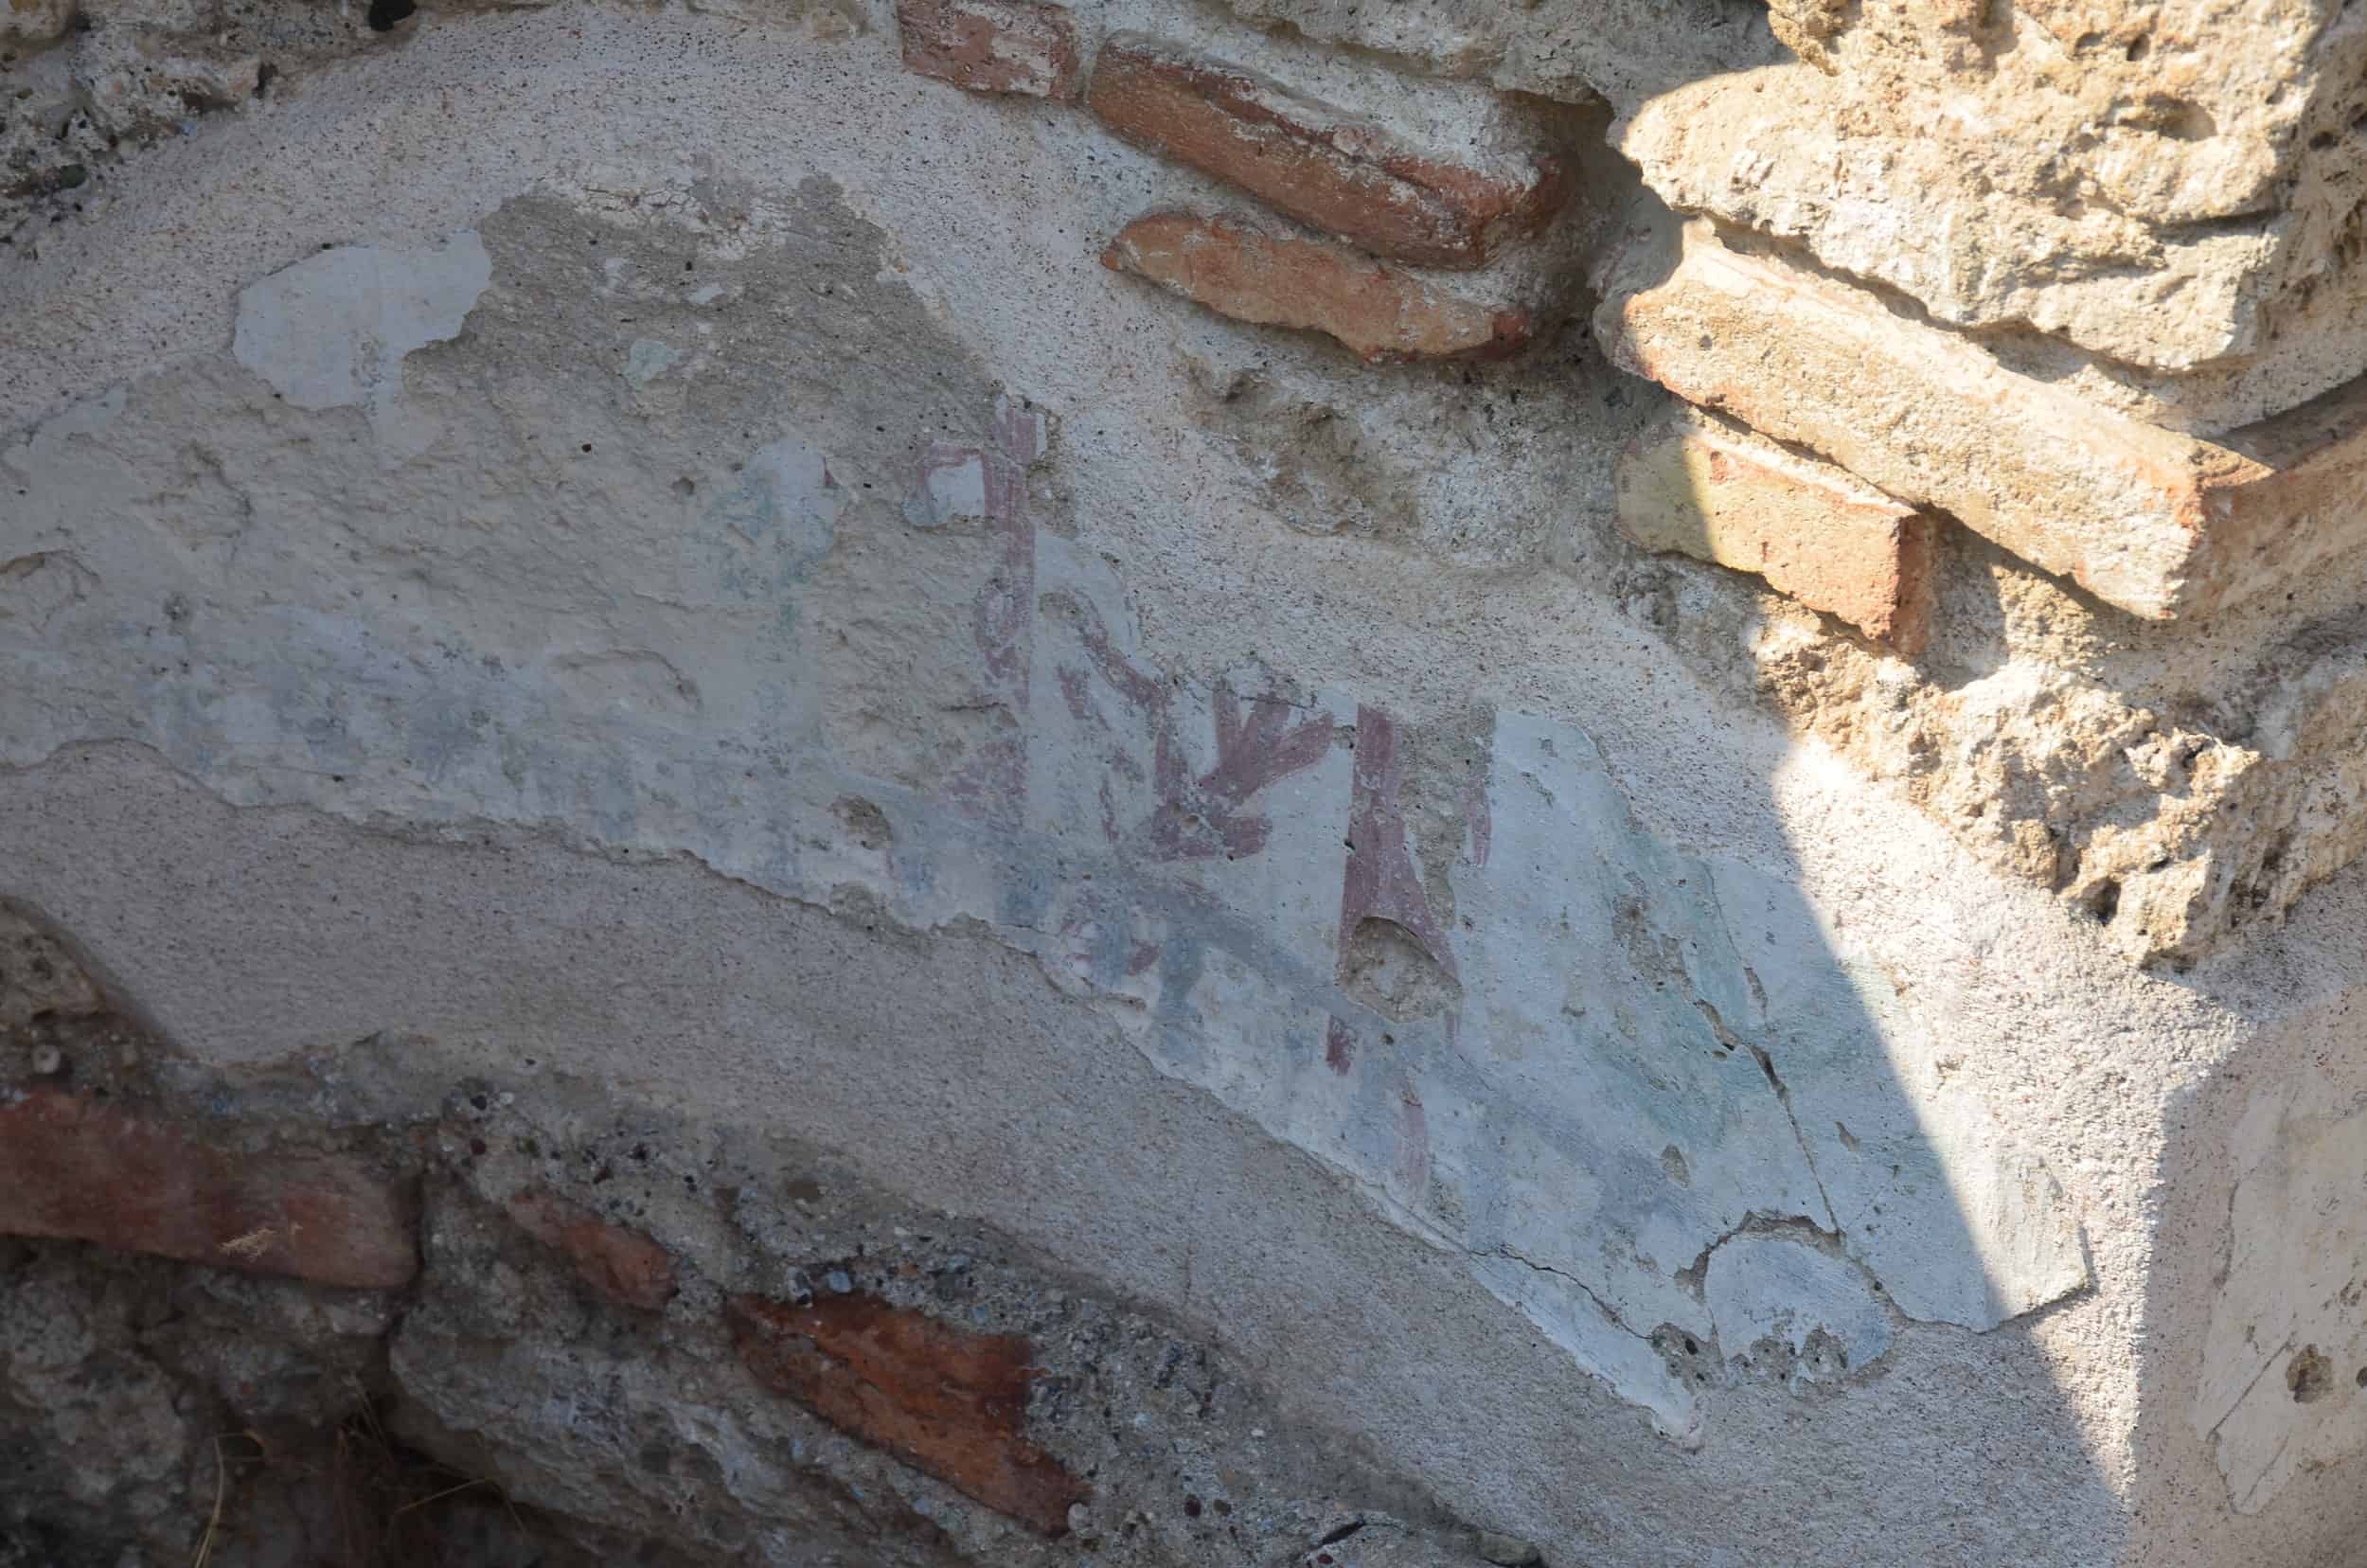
<box><xmin>945</xmin><ymin>399</ymin><xmax>1044</xmax><ymax>829</ymax></box>
<box><xmin>1336</xmin><ymin>705</ymin><xmax>1456</xmax><ymax>977</ymax></box>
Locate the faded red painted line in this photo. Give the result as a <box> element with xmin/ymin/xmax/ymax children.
<box><xmin>1324</xmin><ymin>1016</ymin><xmax>1356</xmax><ymax>1075</ymax></box>
<box><xmin>944</xmin><ymin>399</ymin><xmax>1048</xmax><ymax>829</ymax></box>
<box><xmin>1337</xmin><ymin>705</ymin><xmax>1455</xmax><ymax>977</ymax></box>
<box><xmin>1068</xmin><ymin>596</ymin><xmax>1335</xmax><ymax>862</ymax></box>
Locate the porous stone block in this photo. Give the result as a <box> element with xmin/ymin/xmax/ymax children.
<box><xmin>1597</xmin><ymin>221</ymin><xmax>2367</xmax><ymax>622</ymax></box>
<box><xmin>895</xmin><ymin>0</ymin><xmax>1082</xmax><ymax>101</ymax></box>
<box><xmin>0</xmin><ymin>907</ymin><xmax>104</xmax><ymax>1027</ymax></box>
<box><xmin>1618</xmin><ymin>408</ymin><xmax>1936</xmax><ymax>652</ymax></box>
<box><xmin>1101</xmin><ymin>211</ymin><xmax>1533</xmax><ymax>363</ymax></box>
<box><xmin>1624</xmin><ymin>1</ymin><xmax>2367</xmax><ymax>382</ymax></box>
<box><xmin>1086</xmin><ymin>33</ymin><xmax>1570</xmax><ymax>270</ymax></box>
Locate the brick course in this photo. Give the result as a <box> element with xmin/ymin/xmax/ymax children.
<box><xmin>1597</xmin><ymin>220</ymin><xmax>2367</xmax><ymax>621</ymax></box>
<box><xmin>1088</xmin><ymin>34</ymin><xmax>1568</xmax><ymax>270</ymax></box>
<box><xmin>0</xmin><ymin>1087</ymin><xmax>418</xmax><ymax>1288</ymax></box>
<box><xmin>729</xmin><ymin>1289</ymin><xmax>1086</xmax><ymax>1533</ymax></box>
<box><xmin>1102</xmin><ymin>212</ymin><xmax>1532</xmax><ymax>362</ymax></box>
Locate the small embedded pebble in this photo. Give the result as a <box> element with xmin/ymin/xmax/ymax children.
<box><xmin>1477</xmin><ymin>1532</ymin><xmax>1542</xmax><ymax>1566</ymax></box>
<box><xmin>824</xmin><ymin>1269</ymin><xmax>853</xmax><ymax>1294</ymax></box>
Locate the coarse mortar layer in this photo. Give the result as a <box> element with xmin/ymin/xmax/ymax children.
<box><xmin>1</xmin><ymin>4</ymin><xmax>2366</xmax><ymax>1563</ymax></box>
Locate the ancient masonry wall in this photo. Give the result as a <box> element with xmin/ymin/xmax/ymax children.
<box><xmin>5</xmin><ymin>1</ymin><xmax>2367</xmax><ymax>1565</ymax></box>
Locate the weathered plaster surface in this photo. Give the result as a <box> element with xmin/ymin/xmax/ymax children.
<box><xmin>2193</xmin><ymin>1062</ymin><xmax>2367</xmax><ymax>1514</ymax></box>
<box><xmin>230</xmin><ymin>229</ymin><xmax>491</xmax><ymax>451</ymax></box>
<box><xmin>4</xmin><ymin>5</ymin><xmax>2367</xmax><ymax>1564</ymax></box>
<box><xmin>4</xmin><ymin>189</ymin><xmax>2091</xmax><ymax>1446</ymax></box>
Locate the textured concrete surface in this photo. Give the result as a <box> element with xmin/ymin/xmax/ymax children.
<box><xmin>4</xmin><ymin>2</ymin><xmax>2367</xmax><ymax>1564</ymax></box>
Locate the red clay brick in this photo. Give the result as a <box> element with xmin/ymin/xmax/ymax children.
<box><xmin>897</xmin><ymin>0</ymin><xmax>1082</xmax><ymax>100</ymax></box>
<box><xmin>728</xmin><ymin>1290</ymin><xmax>1086</xmax><ymax>1533</ymax></box>
<box><xmin>1102</xmin><ymin>212</ymin><xmax>1531</xmax><ymax>363</ymax></box>
<box><xmin>0</xmin><ymin>1087</ymin><xmax>417</xmax><ymax>1288</ymax></box>
<box><xmin>1618</xmin><ymin>410</ymin><xmax>1937</xmax><ymax>653</ymax></box>
<box><xmin>506</xmin><ymin>1189</ymin><xmax>678</xmax><ymax>1310</ymax></box>
<box><xmin>1087</xmin><ymin>35</ymin><xmax>1567</xmax><ymax>269</ymax></box>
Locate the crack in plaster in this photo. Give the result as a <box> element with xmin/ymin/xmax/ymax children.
<box><xmin>1478</xmin><ymin>1245</ymin><xmax>1661</xmax><ymax>1345</ymax></box>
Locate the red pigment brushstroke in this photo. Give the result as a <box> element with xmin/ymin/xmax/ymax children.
<box><xmin>1325</xmin><ymin>1016</ymin><xmax>1357</xmax><ymax>1075</ymax></box>
<box><xmin>1337</xmin><ymin>705</ymin><xmax>1456</xmax><ymax>976</ymax></box>
<box><xmin>1067</xmin><ymin>597</ymin><xmax>1334</xmax><ymax>862</ymax></box>
<box><xmin>942</xmin><ymin>400</ymin><xmax>1047</xmax><ymax>829</ymax></box>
